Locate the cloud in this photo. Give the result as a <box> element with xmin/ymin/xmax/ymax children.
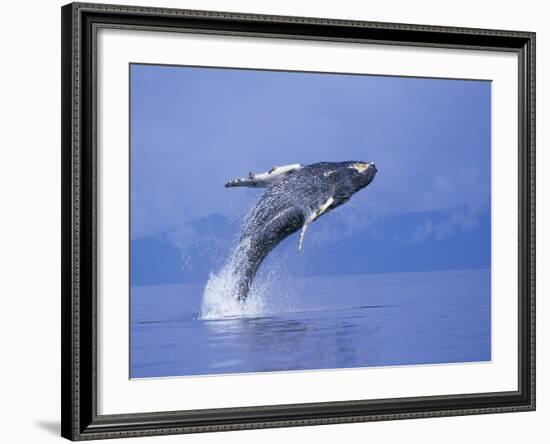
<box><xmin>410</xmin><ymin>205</ymin><xmax>485</xmax><ymax>243</ymax></box>
<box><xmin>408</xmin><ymin>166</ymin><xmax>489</xmax><ymax>242</ymax></box>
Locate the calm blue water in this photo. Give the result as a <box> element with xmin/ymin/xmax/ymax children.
<box><xmin>130</xmin><ymin>269</ymin><xmax>490</xmax><ymax>378</ymax></box>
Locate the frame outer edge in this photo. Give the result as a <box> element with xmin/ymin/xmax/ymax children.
<box><xmin>61</xmin><ymin>3</ymin><xmax>72</xmax><ymax>440</ymax></box>
<box><xmin>62</xmin><ymin>2</ymin><xmax>83</xmax><ymax>441</ymax></box>
<box><xmin>71</xmin><ymin>1</ymin><xmax>534</xmax><ymax>38</ymax></box>
<box><xmin>528</xmin><ymin>32</ymin><xmax>536</xmax><ymax>411</ymax></box>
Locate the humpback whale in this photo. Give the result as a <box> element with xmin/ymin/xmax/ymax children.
<box><xmin>225</xmin><ymin>161</ymin><xmax>377</xmax><ymax>302</ymax></box>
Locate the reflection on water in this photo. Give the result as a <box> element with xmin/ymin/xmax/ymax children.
<box><xmin>131</xmin><ymin>269</ymin><xmax>491</xmax><ymax>378</ymax></box>
<box><xmin>204</xmin><ymin>308</ymin><xmax>380</xmax><ymax>373</ymax></box>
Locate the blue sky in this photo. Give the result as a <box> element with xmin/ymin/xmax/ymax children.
<box><xmin>130</xmin><ymin>64</ymin><xmax>491</xmax><ymax>285</ymax></box>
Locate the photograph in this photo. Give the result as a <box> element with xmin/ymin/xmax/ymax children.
<box><xmin>129</xmin><ymin>63</ymin><xmax>492</xmax><ymax>379</ymax></box>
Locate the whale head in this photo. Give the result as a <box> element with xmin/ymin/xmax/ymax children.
<box><xmin>345</xmin><ymin>161</ymin><xmax>377</xmax><ymax>192</ymax></box>
<box><xmin>320</xmin><ymin>161</ymin><xmax>376</xmax><ymax>201</ymax></box>
<box><xmin>309</xmin><ymin>160</ymin><xmax>377</xmax><ymax>208</ymax></box>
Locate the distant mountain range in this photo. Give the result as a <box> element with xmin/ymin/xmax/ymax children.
<box><xmin>299</xmin><ymin>209</ymin><xmax>490</xmax><ymax>275</ymax></box>
<box><xmin>131</xmin><ymin>207</ymin><xmax>490</xmax><ymax>286</ymax></box>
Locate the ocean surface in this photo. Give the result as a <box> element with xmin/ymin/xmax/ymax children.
<box><xmin>130</xmin><ymin>268</ymin><xmax>490</xmax><ymax>378</ymax></box>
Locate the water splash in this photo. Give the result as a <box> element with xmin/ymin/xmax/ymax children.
<box><xmin>200</xmin><ymin>240</ymin><xmax>266</xmax><ymax>319</ymax></box>
<box><xmin>198</xmin><ymin>203</ymin><xmax>375</xmax><ymax>319</ymax></box>
<box><xmin>199</xmin><ymin>206</ymin><xmax>313</xmax><ymax>320</ymax></box>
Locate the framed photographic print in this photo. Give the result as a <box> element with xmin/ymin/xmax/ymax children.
<box><xmin>61</xmin><ymin>2</ymin><xmax>536</xmax><ymax>440</ymax></box>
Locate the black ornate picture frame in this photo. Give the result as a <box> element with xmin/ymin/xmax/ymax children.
<box><xmin>61</xmin><ymin>2</ymin><xmax>535</xmax><ymax>440</ymax></box>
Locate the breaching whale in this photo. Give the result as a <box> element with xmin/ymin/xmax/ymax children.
<box><xmin>225</xmin><ymin>161</ymin><xmax>377</xmax><ymax>302</ymax></box>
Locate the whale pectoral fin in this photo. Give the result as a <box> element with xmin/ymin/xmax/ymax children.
<box><xmin>298</xmin><ymin>222</ymin><xmax>310</xmax><ymax>254</ymax></box>
<box><xmin>312</xmin><ymin>196</ymin><xmax>335</xmax><ymax>221</ymax></box>
<box><xmin>267</xmin><ymin>164</ymin><xmax>302</xmax><ymax>176</ymax></box>
<box><xmin>297</xmin><ymin>196</ymin><xmax>335</xmax><ymax>253</ymax></box>
<box><xmin>225</xmin><ymin>177</ymin><xmax>259</xmax><ymax>188</ymax></box>
<box><xmin>225</xmin><ymin>164</ymin><xmax>302</xmax><ymax>188</ymax></box>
